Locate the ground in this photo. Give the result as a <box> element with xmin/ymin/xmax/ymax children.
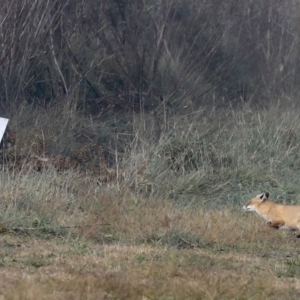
<box><xmin>0</xmin><ymin>202</ymin><xmax>300</xmax><ymax>300</ymax></box>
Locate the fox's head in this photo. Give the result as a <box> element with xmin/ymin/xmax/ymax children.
<box><xmin>243</xmin><ymin>192</ymin><xmax>269</xmax><ymax>211</ymax></box>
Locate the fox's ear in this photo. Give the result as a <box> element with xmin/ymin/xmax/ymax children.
<box><xmin>258</xmin><ymin>192</ymin><xmax>269</xmax><ymax>201</ymax></box>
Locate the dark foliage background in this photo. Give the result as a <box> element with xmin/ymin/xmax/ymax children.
<box><xmin>0</xmin><ymin>0</ymin><xmax>298</xmax><ymax>114</ymax></box>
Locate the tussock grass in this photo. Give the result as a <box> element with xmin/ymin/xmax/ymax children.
<box><xmin>120</xmin><ymin>103</ymin><xmax>300</xmax><ymax>206</ymax></box>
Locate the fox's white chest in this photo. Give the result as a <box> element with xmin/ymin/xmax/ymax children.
<box><xmin>253</xmin><ymin>208</ymin><xmax>271</xmax><ymax>222</ymax></box>
<box><xmin>260</xmin><ymin>213</ymin><xmax>271</xmax><ymax>222</ymax></box>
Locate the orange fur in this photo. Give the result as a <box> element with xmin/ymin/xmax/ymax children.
<box><xmin>243</xmin><ymin>192</ymin><xmax>300</xmax><ymax>235</ymax></box>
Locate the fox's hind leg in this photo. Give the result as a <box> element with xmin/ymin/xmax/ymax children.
<box><xmin>296</xmin><ymin>223</ymin><xmax>300</xmax><ymax>238</ymax></box>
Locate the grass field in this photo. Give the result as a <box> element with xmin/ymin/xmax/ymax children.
<box><xmin>0</xmin><ymin>190</ymin><xmax>300</xmax><ymax>299</ymax></box>
<box><xmin>1</xmin><ymin>103</ymin><xmax>300</xmax><ymax>299</ymax></box>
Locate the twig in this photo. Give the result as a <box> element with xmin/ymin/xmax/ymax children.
<box><xmin>179</xmin><ymin>236</ymin><xmax>200</xmax><ymax>248</ymax></box>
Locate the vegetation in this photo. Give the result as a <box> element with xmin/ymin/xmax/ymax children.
<box><xmin>0</xmin><ymin>0</ymin><xmax>300</xmax><ymax>299</ymax></box>
<box><xmin>1</xmin><ymin>0</ymin><xmax>300</xmax><ymax>111</ymax></box>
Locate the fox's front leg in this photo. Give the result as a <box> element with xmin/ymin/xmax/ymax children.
<box><xmin>296</xmin><ymin>223</ymin><xmax>300</xmax><ymax>238</ymax></box>
<box><xmin>267</xmin><ymin>221</ymin><xmax>284</xmax><ymax>229</ymax></box>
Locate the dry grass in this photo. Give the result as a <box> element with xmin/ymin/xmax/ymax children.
<box><xmin>0</xmin><ymin>1</ymin><xmax>300</xmax><ymax>297</ymax></box>
<box><xmin>0</xmin><ymin>184</ymin><xmax>299</xmax><ymax>299</ymax></box>
<box><xmin>1</xmin><ymin>103</ymin><xmax>300</xmax><ymax>298</ymax></box>
<box><xmin>0</xmin><ymin>236</ymin><xmax>298</xmax><ymax>299</ymax></box>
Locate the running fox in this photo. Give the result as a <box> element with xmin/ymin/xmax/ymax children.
<box><xmin>243</xmin><ymin>192</ymin><xmax>300</xmax><ymax>235</ymax></box>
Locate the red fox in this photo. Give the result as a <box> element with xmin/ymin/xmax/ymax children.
<box><xmin>243</xmin><ymin>192</ymin><xmax>300</xmax><ymax>236</ymax></box>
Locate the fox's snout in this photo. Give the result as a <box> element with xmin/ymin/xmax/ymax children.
<box><xmin>243</xmin><ymin>205</ymin><xmax>251</xmax><ymax>211</ymax></box>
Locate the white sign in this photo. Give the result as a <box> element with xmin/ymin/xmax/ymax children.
<box><xmin>0</xmin><ymin>118</ymin><xmax>9</xmax><ymax>143</ymax></box>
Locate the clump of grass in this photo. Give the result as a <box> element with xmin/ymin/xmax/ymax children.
<box><xmin>5</xmin><ymin>101</ymin><xmax>300</xmax><ymax>207</ymax></box>
<box><xmin>0</xmin><ymin>168</ymin><xmax>86</xmax><ymax>239</ymax></box>
<box><xmin>119</xmin><ymin>103</ymin><xmax>300</xmax><ymax>207</ymax></box>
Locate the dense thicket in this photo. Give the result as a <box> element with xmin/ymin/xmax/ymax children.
<box><xmin>0</xmin><ymin>0</ymin><xmax>299</xmax><ymax>114</ymax></box>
